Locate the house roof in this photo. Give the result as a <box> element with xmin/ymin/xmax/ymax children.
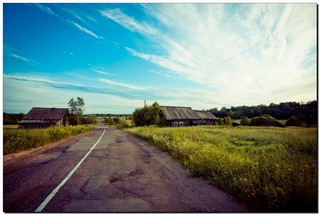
<box><xmin>161</xmin><ymin>106</ymin><xmax>217</xmax><ymax>120</ymax></box>
<box><xmin>193</xmin><ymin>110</ymin><xmax>218</xmax><ymax>120</ymax></box>
<box><xmin>20</xmin><ymin>107</ymin><xmax>69</xmax><ymax>121</ymax></box>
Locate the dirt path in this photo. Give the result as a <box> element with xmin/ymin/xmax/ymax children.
<box><xmin>4</xmin><ymin>126</ymin><xmax>248</xmax><ymax>212</ymax></box>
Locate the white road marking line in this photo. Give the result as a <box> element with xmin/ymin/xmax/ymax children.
<box><xmin>35</xmin><ymin>127</ymin><xmax>106</xmax><ymax>212</ymax></box>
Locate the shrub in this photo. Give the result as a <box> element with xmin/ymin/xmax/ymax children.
<box><xmin>80</xmin><ymin>115</ymin><xmax>98</xmax><ymax>124</ymax></box>
<box><xmin>224</xmin><ymin>116</ymin><xmax>232</xmax><ymax>125</ymax></box>
<box><xmin>240</xmin><ymin>117</ymin><xmax>251</xmax><ymax>126</ymax></box>
<box><xmin>217</xmin><ymin>118</ymin><xmax>224</xmax><ymax>125</ymax></box>
<box><xmin>250</xmin><ymin>115</ymin><xmax>278</xmax><ymax>126</ymax></box>
<box><xmin>113</xmin><ymin>118</ymin><xmax>120</xmax><ymax>124</ymax></box>
<box><xmin>105</xmin><ymin>116</ymin><xmax>116</xmax><ymax>125</ymax></box>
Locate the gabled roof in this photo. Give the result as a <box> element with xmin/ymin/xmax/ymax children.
<box><xmin>193</xmin><ymin>110</ymin><xmax>218</xmax><ymax>120</ymax></box>
<box><xmin>161</xmin><ymin>106</ymin><xmax>217</xmax><ymax>120</ymax></box>
<box><xmin>161</xmin><ymin>106</ymin><xmax>197</xmax><ymax>120</ymax></box>
<box><xmin>21</xmin><ymin>107</ymin><xmax>69</xmax><ymax>121</ymax></box>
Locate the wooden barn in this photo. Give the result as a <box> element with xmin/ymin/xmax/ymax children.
<box><xmin>18</xmin><ymin>107</ymin><xmax>69</xmax><ymax>128</ymax></box>
<box><xmin>160</xmin><ymin>106</ymin><xmax>218</xmax><ymax>127</ymax></box>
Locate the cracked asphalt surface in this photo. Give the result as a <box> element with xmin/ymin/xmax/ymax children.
<box><xmin>4</xmin><ymin>125</ymin><xmax>248</xmax><ymax>212</ymax></box>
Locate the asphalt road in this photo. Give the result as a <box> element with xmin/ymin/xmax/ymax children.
<box><xmin>4</xmin><ymin>124</ymin><xmax>248</xmax><ymax>212</ymax></box>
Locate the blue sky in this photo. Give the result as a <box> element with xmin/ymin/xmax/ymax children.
<box><xmin>3</xmin><ymin>3</ymin><xmax>317</xmax><ymax>114</ymax></box>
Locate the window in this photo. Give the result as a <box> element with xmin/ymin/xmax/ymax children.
<box><xmin>179</xmin><ymin>122</ymin><xmax>184</xmax><ymax>127</ymax></box>
<box><xmin>173</xmin><ymin>122</ymin><xmax>178</xmax><ymax>127</ymax></box>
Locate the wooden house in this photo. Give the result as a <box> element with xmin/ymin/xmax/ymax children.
<box><xmin>18</xmin><ymin>107</ymin><xmax>69</xmax><ymax>128</ymax></box>
<box><xmin>160</xmin><ymin>106</ymin><xmax>218</xmax><ymax>127</ymax></box>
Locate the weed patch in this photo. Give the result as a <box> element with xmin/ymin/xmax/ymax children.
<box><xmin>4</xmin><ymin>125</ymin><xmax>94</xmax><ymax>155</ymax></box>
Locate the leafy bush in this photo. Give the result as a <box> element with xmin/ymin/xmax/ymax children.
<box><xmin>113</xmin><ymin>118</ymin><xmax>120</xmax><ymax>124</ymax></box>
<box><xmin>80</xmin><ymin>115</ymin><xmax>98</xmax><ymax>124</ymax></box>
<box><xmin>105</xmin><ymin>116</ymin><xmax>116</xmax><ymax>125</ymax></box>
<box><xmin>217</xmin><ymin>117</ymin><xmax>232</xmax><ymax>125</ymax></box>
<box><xmin>240</xmin><ymin>117</ymin><xmax>251</xmax><ymax>126</ymax></box>
<box><xmin>250</xmin><ymin>115</ymin><xmax>278</xmax><ymax>126</ymax></box>
<box><xmin>217</xmin><ymin>118</ymin><xmax>224</xmax><ymax>125</ymax></box>
<box><xmin>223</xmin><ymin>116</ymin><xmax>232</xmax><ymax>125</ymax></box>
<box><xmin>128</xmin><ymin>126</ymin><xmax>317</xmax><ymax>212</ymax></box>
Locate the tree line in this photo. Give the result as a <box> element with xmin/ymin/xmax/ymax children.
<box><xmin>209</xmin><ymin>100</ymin><xmax>317</xmax><ymax>120</ymax></box>
<box><xmin>3</xmin><ymin>113</ymin><xmax>24</xmax><ymax>125</ymax></box>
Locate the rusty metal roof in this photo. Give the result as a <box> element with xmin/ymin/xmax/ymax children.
<box><xmin>161</xmin><ymin>106</ymin><xmax>217</xmax><ymax>120</ymax></box>
<box><xmin>21</xmin><ymin>107</ymin><xmax>69</xmax><ymax>121</ymax></box>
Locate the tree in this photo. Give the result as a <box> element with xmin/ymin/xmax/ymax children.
<box><xmin>132</xmin><ymin>101</ymin><xmax>163</xmax><ymax>127</ymax></box>
<box><xmin>68</xmin><ymin>97</ymin><xmax>85</xmax><ymax>125</ymax></box>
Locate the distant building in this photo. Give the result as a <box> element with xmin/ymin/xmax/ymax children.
<box><xmin>18</xmin><ymin>107</ymin><xmax>69</xmax><ymax>128</ymax></box>
<box><xmin>160</xmin><ymin>106</ymin><xmax>218</xmax><ymax>127</ymax></box>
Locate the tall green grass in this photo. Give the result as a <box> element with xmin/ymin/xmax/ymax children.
<box><xmin>4</xmin><ymin>125</ymin><xmax>94</xmax><ymax>155</ymax></box>
<box><xmin>128</xmin><ymin>126</ymin><xmax>317</xmax><ymax>212</ymax></box>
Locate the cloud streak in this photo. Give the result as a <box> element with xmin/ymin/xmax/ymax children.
<box><xmin>10</xmin><ymin>54</ymin><xmax>41</xmax><ymax>64</ymax></box>
<box><xmin>99</xmin><ymin>8</ymin><xmax>158</xmax><ymax>35</ymax></box>
<box><xmin>35</xmin><ymin>4</ymin><xmax>103</xmax><ymax>40</ymax></box>
<box><xmin>35</xmin><ymin>4</ymin><xmax>59</xmax><ymax>17</ymax></box>
<box><xmin>99</xmin><ymin>78</ymin><xmax>145</xmax><ymax>91</ymax></box>
<box><xmin>89</xmin><ymin>64</ymin><xmax>114</xmax><ymax>76</ymax></box>
<box><xmin>71</xmin><ymin>21</ymin><xmax>103</xmax><ymax>39</ymax></box>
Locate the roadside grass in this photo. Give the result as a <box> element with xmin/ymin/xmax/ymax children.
<box><xmin>127</xmin><ymin>125</ymin><xmax>317</xmax><ymax>212</ymax></box>
<box><xmin>4</xmin><ymin>125</ymin><xmax>95</xmax><ymax>155</ymax></box>
<box><xmin>3</xmin><ymin>125</ymin><xmax>19</xmax><ymax>129</ymax></box>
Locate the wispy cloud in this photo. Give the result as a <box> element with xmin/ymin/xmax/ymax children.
<box><xmin>10</xmin><ymin>54</ymin><xmax>41</xmax><ymax>64</ymax></box>
<box><xmin>91</xmin><ymin>69</ymin><xmax>113</xmax><ymax>76</ymax></box>
<box><xmin>88</xmin><ymin>64</ymin><xmax>114</xmax><ymax>76</ymax></box>
<box><xmin>4</xmin><ymin>74</ymin><xmax>144</xmax><ymax>99</ymax></box>
<box><xmin>35</xmin><ymin>4</ymin><xmax>59</xmax><ymax>17</ymax></box>
<box><xmin>150</xmin><ymin>70</ymin><xmax>174</xmax><ymax>79</ymax></box>
<box><xmin>99</xmin><ymin>78</ymin><xmax>145</xmax><ymax>91</ymax></box>
<box><xmin>71</xmin><ymin>21</ymin><xmax>103</xmax><ymax>39</ymax></box>
<box><xmin>34</xmin><ymin>4</ymin><xmax>103</xmax><ymax>40</ymax></box>
<box><xmin>62</xmin><ymin>51</ymin><xmax>74</xmax><ymax>55</ymax></box>
<box><xmin>118</xmin><ymin>4</ymin><xmax>316</xmax><ymax>106</ymax></box>
<box><xmin>99</xmin><ymin>8</ymin><xmax>158</xmax><ymax>35</ymax></box>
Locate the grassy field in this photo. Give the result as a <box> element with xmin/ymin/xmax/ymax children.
<box><xmin>232</xmin><ymin>119</ymin><xmax>287</xmax><ymax>125</ymax></box>
<box><xmin>4</xmin><ymin>125</ymin><xmax>95</xmax><ymax>155</ymax></box>
<box><xmin>127</xmin><ymin>125</ymin><xmax>317</xmax><ymax>212</ymax></box>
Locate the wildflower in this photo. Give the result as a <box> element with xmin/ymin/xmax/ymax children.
<box><xmin>309</xmin><ymin>160</ymin><xmax>317</xmax><ymax>166</ymax></box>
<box><xmin>288</xmin><ymin>149</ymin><xmax>299</xmax><ymax>154</ymax></box>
